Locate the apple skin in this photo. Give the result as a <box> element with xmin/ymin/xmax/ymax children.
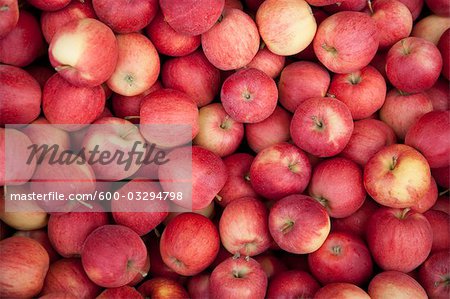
<box><xmin>254</xmin><ymin>253</ymin><xmax>287</xmax><ymax>279</ymax></box>
<box><xmin>411</xmin><ymin>177</ymin><xmax>438</xmax><ymax>213</ymax></box>
<box><xmin>219</xmin><ymin>197</ymin><xmax>271</xmax><ymax>257</ymax></box>
<box><xmin>308</xmin><ymin>231</ymin><xmax>373</xmax><ymax>286</ymax></box>
<box><xmin>48</xmin><ymin>204</ymin><xmax>109</xmax><ymax>258</ymax></box>
<box><xmin>368</xmin><ymin>271</ymin><xmax>428</xmax><ymax>299</ymax></box>
<box><xmin>246</xmin><ymin>46</ymin><xmax>286</xmax><ymax>79</ymax></box>
<box><xmin>341</xmin><ymin>119</ymin><xmax>397</xmax><ymax>166</ymax></box>
<box><xmin>398</xmin><ymin>0</ymin><xmax>424</xmax><ymax>20</ymax></box>
<box><xmin>210</xmin><ymin>257</ymin><xmax>268</xmax><ymax>299</ymax></box>
<box><xmin>221</xmin><ymin>68</ymin><xmax>278</xmax><ymax>123</ymax></box>
<box><xmin>328</xmin><ymin>65</ymin><xmax>386</xmax><ymax>120</ymax></box>
<box><xmin>245</xmin><ymin>106</ymin><xmax>292</xmax><ymax>153</ymax></box>
<box><xmin>0</xmin><ymin>236</ymin><xmax>49</xmax><ymax>298</ymax></box>
<box><xmin>138</xmin><ymin>277</ymin><xmax>189</xmax><ymax>298</ymax></box>
<box><xmin>159</xmin><ymin>0</ymin><xmax>224</xmax><ymax>36</ymax></box>
<box><xmin>27</xmin><ymin>0</ymin><xmax>70</xmax><ymax>11</ymax></box>
<box><xmin>160</xmin><ymin>213</ymin><xmax>219</xmax><ymax>276</ymax></box>
<box><xmin>294</xmin><ymin>8</ymin><xmax>329</xmax><ymax>61</ymax></box>
<box><xmin>187</xmin><ymin>273</ymin><xmax>210</xmax><ymax>299</ymax></box>
<box><xmin>107</xmin><ymin>33</ymin><xmax>160</xmax><ymax>97</ymax></box>
<box><xmin>145</xmin><ymin>10</ymin><xmax>200</xmax><ymax>57</ymax></box>
<box><xmin>81</xmin><ymin>225</ymin><xmax>148</xmax><ymax>288</ymax></box>
<box><xmin>97</xmin><ymin>286</ymin><xmax>143</xmax><ymax>299</ymax></box>
<box><xmin>278</xmin><ymin>61</ymin><xmax>330</xmax><ymax>113</ymax></box>
<box><xmin>438</xmin><ymin>29</ymin><xmax>449</xmax><ymax>80</ymax></box>
<box><xmin>0</xmin><ymin>65</ymin><xmax>41</xmax><ymax>126</ymax></box>
<box><xmin>202</xmin><ymin>8</ymin><xmax>259</xmax><ymax>71</ymax></box>
<box><xmin>139</xmin><ymin>89</ymin><xmax>199</xmax><ymax>148</ymax></box>
<box><xmin>425</xmin><ymin>0</ymin><xmax>450</xmax><ymax>15</ymax></box>
<box><xmin>419</xmin><ymin>250</ymin><xmax>450</xmax><ymax>299</ymax></box>
<box><xmin>92</xmin><ymin>0</ymin><xmax>157</xmax><ymax>33</ymax></box>
<box><xmin>48</xmin><ymin>18</ymin><xmax>119</xmax><ymax>87</ymax></box>
<box><xmin>386</xmin><ymin>37</ymin><xmax>443</xmax><ymax>93</ymax></box>
<box><xmin>405</xmin><ymin>111</ymin><xmax>450</xmax><ymax>168</ymax></box>
<box><xmin>23</xmin><ymin>117</ymin><xmax>71</xmax><ymax>151</ymax></box>
<box><xmin>162</xmin><ymin>50</ymin><xmax>220</xmax><ymax>107</ymax></box>
<box><xmin>266</xmin><ymin>270</ymin><xmax>320</xmax><ymax>299</ymax></box>
<box><xmin>313</xmin><ymin>11</ymin><xmax>379</xmax><ymax>74</ymax></box>
<box><xmin>380</xmin><ymin>90</ymin><xmax>433</xmax><ymax>140</ymax></box>
<box><xmin>426</xmin><ymin>77</ymin><xmax>450</xmax><ymax>111</ymax></box>
<box><xmin>145</xmin><ymin>235</ymin><xmax>181</xmax><ymax>281</ymax></box>
<box><xmin>256</xmin><ymin>0</ymin><xmax>317</xmax><ymax>56</ymax></box>
<box><xmin>40</xmin><ymin>293</ymin><xmax>78</xmax><ymax>299</ymax></box>
<box><xmin>0</xmin><ymin>0</ymin><xmax>18</xmax><ymax>38</ymax></box>
<box><xmin>14</xmin><ymin>229</ymin><xmax>60</xmax><ymax>263</ymax></box>
<box><xmin>363</xmin><ymin>144</ymin><xmax>432</xmax><ymax>208</ymax></box>
<box><xmin>432</xmin><ymin>166</ymin><xmax>450</xmax><ymax>189</ymax></box>
<box><xmin>323</xmin><ymin>0</ymin><xmax>366</xmax><ymax>13</ymax></box>
<box><xmin>250</xmin><ymin>143</ymin><xmax>311</xmax><ymax>200</ymax></box>
<box><xmin>366</xmin><ymin>207</ymin><xmax>433</xmax><ymax>272</ymax></box>
<box><xmin>269</xmin><ymin>194</ymin><xmax>331</xmax><ymax>254</ymax></box>
<box><xmin>432</xmin><ymin>196</ymin><xmax>450</xmax><ymax>214</ymax></box>
<box><xmin>411</xmin><ymin>15</ymin><xmax>450</xmax><ymax>45</ymax></box>
<box><xmin>291</xmin><ymin>97</ymin><xmax>354</xmax><ymax>158</ymax></box>
<box><xmin>41</xmin><ymin>258</ymin><xmax>102</xmax><ymax>299</ymax></box>
<box><xmin>424</xmin><ymin>210</ymin><xmax>450</xmax><ymax>252</ymax></box>
<box><xmin>43</xmin><ymin>73</ymin><xmax>105</xmax><ymax>132</ymax></box>
<box><xmin>216</xmin><ymin>153</ymin><xmax>257</xmax><ymax>207</ymax></box>
<box><xmin>368</xmin><ymin>0</ymin><xmax>413</xmax><ymax>49</ymax></box>
<box><xmin>193</xmin><ymin>103</ymin><xmax>244</xmax><ymax>157</ymax></box>
<box><xmin>309</xmin><ymin>157</ymin><xmax>366</xmax><ymax>218</ymax></box>
<box><xmin>25</xmin><ymin>65</ymin><xmax>55</xmax><ymax>89</ymax></box>
<box><xmin>314</xmin><ymin>283</ymin><xmax>371</xmax><ymax>299</ymax></box>
<box><xmin>0</xmin><ymin>10</ymin><xmax>44</xmax><ymax>67</ymax></box>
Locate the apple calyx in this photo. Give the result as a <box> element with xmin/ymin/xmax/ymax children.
<box><xmin>331</xmin><ymin>245</ymin><xmax>342</xmax><ymax>255</ymax></box>
<box><xmin>321</xmin><ymin>43</ymin><xmax>338</xmax><ymax>55</ymax></box>
<box><xmin>220</xmin><ymin>116</ymin><xmax>232</xmax><ymax>130</ymax></box>
<box><xmin>348</xmin><ymin>73</ymin><xmax>362</xmax><ymax>85</ymax></box>
<box><xmin>280</xmin><ymin>220</ymin><xmax>295</xmax><ymax>234</ymax></box>
<box><xmin>124</xmin><ymin>74</ymin><xmax>135</xmax><ymax>87</ymax></box>
<box><xmin>242</xmin><ymin>91</ymin><xmax>252</xmax><ymax>102</ymax></box>
<box><xmin>0</xmin><ymin>5</ymin><xmax>9</xmax><ymax>11</ymax></box>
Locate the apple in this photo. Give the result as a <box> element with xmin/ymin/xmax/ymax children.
<box><xmin>202</xmin><ymin>8</ymin><xmax>259</xmax><ymax>71</ymax></box>
<box><xmin>48</xmin><ymin>18</ymin><xmax>119</xmax><ymax>87</ymax></box>
<box><xmin>138</xmin><ymin>277</ymin><xmax>189</xmax><ymax>298</ymax></box>
<box><xmin>39</xmin><ymin>293</ymin><xmax>78</xmax><ymax>299</ymax></box>
<box><xmin>432</xmin><ymin>196</ymin><xmax>450</xmax><ymax>214</ymax></box>
<box><xmin>144</xmin><ymin>11</ymin><xmax>201</xmax><ymax>57</ymax></box>
<box><xmin>380</xmin><ymin>89</ymin><xmax>433</xmax><ymax>140</ymax></box>
<box><xmin>411</xmin><ymin>15</ymin><xmax>450</xmax><ymax>45</ymax></box>
<box><xmin>159</xmin><ymin>0</ymin><xmax>224</xmax><ymax>36</ymax></box>
<box><xmin>92</xmin><ymin>0</ymin><xmax>157</xmax><ymax>33</ymax></box>
<box><xmin>294</xmin><ymin>8</ymin><xmax>329</xmax><ymax>61</ymax></box>
<box><xmin>266</xmin><ymin>270</ymin><xmax>320</xmax><ymax>298</ymax></box>
<box><xmin>245</xmin><ymin>106</ymin><xmax>292</xmax><ymax>153</ymax></box>
<box><xmin>193</xmin><ymin>103</ymin><xmax>244</xmax><ymax>157</ymax></box>
<box><xmin>254</xmin><ymin>253</ymin><xmax>287</xmax><ymax>279</ymax></box>
<box><xmin>162</xmin><ymin>50</ymin><xmax>220</xmax><ymax>108</ymax></box>
<box><xmin>309</xmin><ymin>157</ymin><xmax>366</xmax><ymax>218</ymax></box>
<box><xmin>14</xmin><ymin>229</ymin><xmax>59</xmax><ymax>263</ymax></box>
<box><xmin>187</xmin><ymin>273</ymin><xmax>210</xmax><ymax>299</ymax></box>
<box><xmin>367</xmin><ymin>0</ymin><xmax>413</xmax><ymax>49</ymax></box>
<box><xmin>405</xmin><ymin>110</ymin><xmax>450</xmax><ymax>168</ymax></box>
<box><xmin>25</xmin><ymin>65</ymin><xmax>55</xmax><ymax>89</ymax></box>
<box><xmin>418</xmin><ymin>250</ymin><xmax>450</xmax><ymax>299</ymax></box>
<box><xmin>23</xmin><ymin>118</ymin><xmax>71</xmax><ymax>151</ymax></box>
<box><xmin>411</xmin><ymin>177</ymin><xmax>438</xmax><ymax>213</ymax></box>
<box><xmin>163</xmin><ymin>199</ymin><xmax>215</xmax><ymax>225</ymax></box>
<box><xmin>306</xmin><ymin>0</ymin><xmax>338</xmax><ymax>5</ymax></box>
<box><xmin>386</xmin><ymin>37</ymin><xmax>443</xmax><ymax>93</ymax></box>
<box><xmin>313</xmin><ymin>11</ymin><xmax>379</xmax><ymax>74</ymax></box>
<box><xmin>41</xmin><ymin>258</ymin><xmax>101</xmax><ymax>298</ymax></box>
<box><xmin>160</xmin><ymin>213</ymin><xmax>219</xmax><ymax>276</ymax></box>
<box><xmin>366</xmin><ymin>207</ymin><xmax>433</xmax><ymax>272</ymax></box>
<box><xmin>0</xmin><ymin>0</ymin><xmax>18</xmax><ymax>38</ymax></box>
<box><xmin>424</xmin><ymin>210</ymin><xmax>450</xmax><ymax>252</ymax></box>
<box><xmin>0</xmin><ymin>236</ymin><xmax>49</xmax><ymax>298</ymax></box>
<box><xmin>139</xmin><ymin>89</ymin><xmax>199</xmax><ymax>148</ymax></box>
<box><xmin>0</xmin><ymin>10</ymin><xmax>44</xmax><ymax>67</ymax></box>
<box><xmin>269</xmin><ymin>194</ymin><xmax>331</xmax><ymax>254</ymax></box>
<box><xmin>398</xmin><ymin>0</ymin><xmax>424</xmax><ymax>19</ymax></box>
<box><xmin>210</xmin><ymin>257</ymin><xmax>268</xmax><ymax>299</ymax></box>
<box><xmin>364</xmin><ymin>144</ymin><xmax>431</xmax><ymax>208</ymax></box>
<box><xmin>314</xmin><ymin>283</ymin><xmax>371</xmax><ymax>299</ymax></box>
<box><xmin>432</xmin><ymin>166</ymin><xmax>449</xmax><ymax>188</ymax></box>
<box><xmin>221</xmin><ymin>68</ymin><xmax>278</xmax><ymax>123</ymax></box>
<box><xmin>308</xmin><ymin>231</ymin><xmax>373</xmax><ymax>285</ymax></box>
<box><xmin>426</xmin><ymin>77</ymin><xmax>450</xmax><ymax>110</ymax></box>
<box><xmin>368</xmin><ymin>271</ymin><xmax>428</xmax><ymax>299</ymax></box>
<box><xmin>27</xmin><ymin>0</ymin><xmax>70</xmax><ymax>11</ymax></box>
<box><xmin>246</xmin><ymin>45</ymin><xmax>286</xmax><ymax>79</ymax></box>
<box><xmin>250</xmin><ymin>143</ymin><xmax>311</xmax><ymax>200</ymax></box>
<box><xmin>82</xmin><ymin>225</ymin><xmax>148</xmax><ymax>288</ymax></box>
<box><xmin>146</xmin><ymin>235</ymin><xmax>180</xmax><ymax>281</ymax></box>
<box><xmin>290</xmin><ymin>97</ymin><xmax>354</xmax><ymax>157</ymax></box>
<box><xmin>438</xmin><ymin>29</ymin><xmax>449</xmax><ymax>79</ymax></box>
<box><xmin>97</xmin><ymin>286</ymin><xmax>143</xmax><ymax>299</ymax></box>
<box><xmin>43</xmin><ymin>73</ymin><xmax>105</xmax><ymax>132</ymax></box>
<box><xmin>107</xmin><ymin>33</ymin><xmax>159</xmax><ymax>96</ymax></box>
<box><xmin>323</xmin><ymin>0</ymin><xmax>366</xmax><ymax>13</ymax></box>
<box><xmin>341</xmin><ymin>118</ymin><xmax>397</xmax><ymax>166</ymax></box>
<box><xmin>0</xmin><ymin>65</ymin><xmax>41</xmax><ymax>126</ymax></box>
<box><xmin>327</xmin><ymin>65</ymin><xmax>386</xmax><ymax>120</ymax></box>
<box><xmin>278</xmin><ymin>61</ymin><xmax>330</xmax><ymax>113</ymax></box>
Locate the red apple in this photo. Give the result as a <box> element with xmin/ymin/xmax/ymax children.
<box><xmin>92</xmin><ymin>0</ymin><xmax>158</xmax><ymax>33</ymax></box>
<box><xmin>438</xmin><ymin>29</ymin><xmax>449</xmax><ymax>79</ymax></box>
<box><xmin>266</xmin><ymin>270</ymin><xmax>320</xmax><ymax>299</ymax></box>
<box><xmin>187</xmin><ymin>273</ymin><xmax>210</xmax><ymax>299</ymax></box>
<box><xmin>210</xmin><ymin>257</ymin><xmax>268</xmax><ymax>299</ymax></box>
<box><xmin>313</xmin><ymin>11</ymin><xmax>379</xmax><ymax>74</ymax></box>
<box><xmin>366</xmin><ymin>207</ymin><xmax>433</xmax><ymax>272</ymax></box>
<box><xmin>250</xmin><ymin>143</ymin><xmax>311</xmax><ymax>200</ymax></box>
<box><xmin>0</xmin><ymin>236</ymin><xmax>49</xmax><ymax>298</ymax></box>
<box><xmin>411</xmin><ymin>177</ymin><xmax>438</xmax><ymax>213</ymax></box>
<box><xmin>291</xmin><ymin>97</ymin><xmax>354</xmax><ymax>157</ymax></box>
<box><xmin>0</xmin><ymin>0</ymin><xmax>19</xmax><ymax>38</ymax></box>
<box><xmin>138</xmin><ymin>277</ymin><xmax>189</xmax><ymax>298</ymax></box>
<box><xmin>25</xmin><ymin>65</ymin><xmax>55</xmax><ymax>89</ymax></box>
<box><xmin>246</xmin><ymin>46</ymin><xmax>286</xmax><ymax>79</ymax></box>
<box><xmin>48</xmin><ymin>18</ymin><xmax>119</xmax><ymax>87</ymax></box>
<box><xmin>418</xmin><ymin>250</ymin><xmax>450</xmax><ymax>299</ymax></box>
<box><xmin>432</xmin><ymin>166</ymin><xmax>450</xmax><ymax>188</ymax></box>
<box><xmin>269</xmin><ymin>194</ymin><xmax>331</xmax><ymax>254</ymax></box>
<box><xmin>294</xmin><ymin>8</ymin><xmax>329</xmax><ymax>61</ymax></box>
<box><xmin>380</xmin><ymin>89</ymin><xmax>433</xmax><ymax>140</ymax></box>
<box><xmin>146</xmin><ymin>235</ymin><xmax>180</xmax><ymax>281</ymax></box>
<box><xmin>411</xmin><ymin>15</ymin><xmax>450</xmax><ymax>45</ymax></box>
<box><xmin>23</xmin><ymin>117</ymin><xmax>71</xmax><ymax>150</ymax></box>
<box><xmin>278</xmin><ymin>61</ymin><xmax>330</xmax><ymax>113</ymax></box>
<box><xmin>162</xmin><ymin>50</ymin><xmax>220</xmax><ymax>107</ymax></box>
<box><xmin>28</xmin><ymin>0</ymin><xmax>70</xmax><ymax>11</ymax></box>
<box><xmin>14</xmin><ymin>229</ymin><xmax>60</xmax><ymax>263</ymax></box>
<box><xmin>398</xmin><ymin>0</ymin><xmax>424</xmax><ymax>20</ymax></box>
<box><xmin>160</xmin><ymin>213</ymin><xmax>219</xmax><ymax>276</ymax></box>
<box><xmin>39</xmin><ymin>292</ymin><xmax>78</xmax><ymax>299</ymax></box>
<box><xmin>97</xmin><ymin>286</ymin><xmax>143</xmax><ymax>299</ymax></box>
<box><xmin>254</xmin><ymin>253</ymin><xmax>287</xmax><ymax>279</ymax></box>
<box><xmin>328</xmin><ymin>65</ymin><xmax>386</xmax><ymax>120</ymax></box>
<box><xmin>368</xmin><ymin>271</ymin><xmax>428</xmax><ymax>299</ymax></box>
<box><xmin>221</xmin><ymin>68</ymin><xmax>278</xmax><ymax>123</ymax></box>
<box><xmin>426</xmin><ymin>77</ymin><xmax>450</xmax><ymax>111</ymax></box>
<box><xmin>202</xmin><ymin>8</ymin><xmax>259</xmax><ymax>71</ymax></box>
<box><xmin>314</xmin><ymin>283</ymin><xmax>371</xmax><ymax>299</ymax></box>
<box><xmin>424</xmin><ymin>210</ymin><xmax>450</xmax><ymax>252</ymax></box>
<box><xmin>323</xmin><ymin>0</ymin><xmax>366</xmax><ymax>13</ymax></box>
<box><xmin>432</xmin><ymin>196</ymin><xmax>450</xmax><ymax>214</ymax></box>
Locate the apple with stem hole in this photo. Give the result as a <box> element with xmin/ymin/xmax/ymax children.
<box><xmin>411</xmin><ymin>15</ymin><xmax>450</xmax><ymax>45</ymax></box>
<box><xmin>418</xmin><ymin>250</ymin><xmax>450</xmax><ymax>299</ymax></box>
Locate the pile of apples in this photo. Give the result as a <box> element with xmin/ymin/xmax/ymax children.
<box><xmin>0</xmin><ymin>0</ymin><xmax>449</xmax><ymax>298</ymax></box>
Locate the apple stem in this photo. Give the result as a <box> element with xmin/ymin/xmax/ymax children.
<box><xmin>0</xmin><ymin>5</ymin><xmax>9</xmax><ymax>11</ymax></box>
<box><xmin>401</xmin><ymin>39</ymin><xmax>410</xmax><ymax>55</ymax></box>
<box><xmin>280</xmin><ymin>220</ymin><xmax>295</xmax><ymax>234</ymax></box>
<box><xmin>326</xmin><ymin>93</ymin><xmax>336</xmax><ymax>98</ymax></box>
<box><xmin>367</xmin><ymin>0</ymin><xmax>374</xmax><ymax>14</ymax></box>
<box><xmin>54</xmin><ymin>65</ymin><xmax>72</xmax><ymax>72</ymax></box>
<box><xmin>244</xmin><ymin>173</ymin><xmax>251</xmax><ymax>182</ymax></box>
<box><xmin>217</xmin><ymin>14</ymin><xmax>223</xmax><ymax>23</ymax></box>
<box><xmin>438</xmin><ymin>189</ymin><xmax>449</xmax><ymax>196</ymax></box>
<box><xmin>220</xmin><ymin>116</ymin><xmax>231</xmax><ymax>130</ymax></box>
<box><xmin>245</xmin><ymin>255</ymin><xmax>250</xmax><ymax>261</ymax></box>
<box><xmin>124</xmin><ymin>116</ymin><xmax>140</xmax><ymax>120</ymax></box>
<box><xmin>399</xmin><ymin>208</ymin><xmax>411</xmax><ymax>219</ymax></box>
<box><xmin>215</xmin><ymin>194</ymin><xmax>222</xmax><ymax>202</ymax></box>
<box><xmin>390</xmin><ymin>156</ymin><xmax>398</xmax><ymax>170</ymax></box>
<box><xmin>154</xmin><ymin>228</ymin><xmax>160</xmax><ymax>238</ymax></box>
<box><xmin>127</xmin><ymin>261</ymin><xmax>148</xmax><ymax>278</ymax></box>
<box><xmin>311</xmin><ymin>116</ymin><xmax>323</xmax><ymax>129</ymax></box>
<box><xmin>398</xmin><ymin>90</ymin><xmax>409</xmax><ymax>96</ymax></box>
<box><xmin>77</xmin><ymin>200</ymin><xmax>93</xmax><ymax>209</ymax></box>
